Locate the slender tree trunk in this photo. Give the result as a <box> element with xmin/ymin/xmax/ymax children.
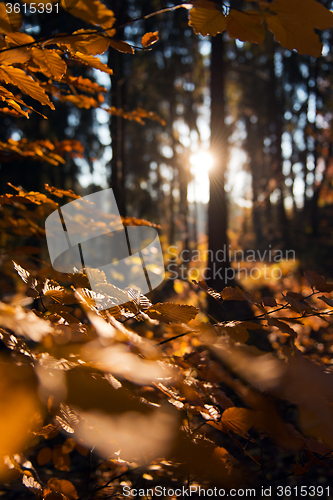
<box><xmin>207</xmin><ymin>33</ymin><xmax>231</xmax><ymax>293</ymax></box>
<box><xmin>108</xmin><ymin>0</ymin><xmax>128</xmax><ymax>216</ymax></box>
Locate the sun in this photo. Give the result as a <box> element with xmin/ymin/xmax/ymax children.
<box><xmin>189</xmin><ymin>151</ymin><xmax>214</xmax><ymax>173</ymax></box>
<box><xmin>188</xmin><ymin>150</ymin><xmax>213</xmax><ymax>204</ymax></box>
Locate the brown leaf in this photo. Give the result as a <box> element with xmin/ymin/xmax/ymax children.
<box><xmin>146</xmin><ymin>302</ymin><xmax>198</xmax><ymax>324</ymax></box>
<box><xmin>219</xmin><ymin>321</ymin><xmax>249</xmax><ymax>343</ymax></box>
<box><xmin>62</xmin><ymin>438</ymin><xmax>76</xmax><ymax>454</ymax></box>
<box><xmin>37</xmin><ymin>447</ymin><xmax>52</xmax><ymax>465</ymax></box>
<box><xmin>209</xmin><ymin>407</ymin><xmax>255</xmax><ymax>437</ymax></box>
<box><xmin>53</xmin><ymin>444</ymin><xmax>71</xmax><ymax>471</ymax></box>
<box><xmin>48</xmin><ymin>478</ymin><xmax>78</xmax><ymax>500</ymax></box>
<box><xmin>267</xmin><ymin>317</ymin><xmax>297</xmax><ymax>337</ymax></box>
<box><xmin>220</xmin><ymin>286</ymin><xmax>248</xmax><ymax>301</ymax></box>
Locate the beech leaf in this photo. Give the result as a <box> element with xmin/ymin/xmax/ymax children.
<box><xmin>189</xmin><ymin>1</ymin><xmax>227</xmax><ymax>37</ymax></box>
<box><xmin>141</xmin><ymin>31</ymin><xmax>159</xmax><ymax>47</ymax></box>
<box><xmin>146</xmin><ymin>302</ymin><xmax>199</xmax><ymax>324</ymax></box>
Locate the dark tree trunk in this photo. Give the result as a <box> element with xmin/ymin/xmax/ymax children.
<box><xmin>207</xmin><ymin>33</ymin><xmax>231</xmax><ymax>293</ymax></box>
<box><xmin>108</xmin><ymin>0</ymin><xmax>128</xmax><ymax>216</ymax></box>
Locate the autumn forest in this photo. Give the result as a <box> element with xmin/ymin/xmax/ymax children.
<box><xmin>1</xmin><ymin>0</ymin><xmax>333</xmax><ymax>498</ymax></box>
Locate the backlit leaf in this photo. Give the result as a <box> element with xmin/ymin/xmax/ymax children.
<box><xmin>31</xmin><ymin>48</ymin><xmax>67</xmax><ymax>80</ymax></box>
<box><xmin>189</xmin><ymin>1</ymin><xmax>227</xmax><ymax>36</ymax></box>
<box><xmin>146</xmin><ymin>302</ymin><xmax>198</xmax><ymax>324</ymax></box>
<box><xmin>5</xmin><ymin>33</ymin><xmax>34</xmax><ymax>45</ymax></box>
<box><xmin>141</xmin><ymin>31</ymin><xmax>159</xmax><ymax>47</ymax></box>
<box><xmin>227</xmin><ymin>10</ymin><xmax>265</xmax><ymax>45</ymax></box>
<box><xmin>69</xmin><ymin>51</ymin><xmax>113</xmax><ymax>74</ymax></box>
<box><xmin>60</xmin><ymin>0</ymin><xmax>115</xmax><ymax>29</ymax></box>
<box><xmin>0</xmin><ymin>4</ymin><xmax>22</xmax><ymax>33</ymax></box>
<box><xmin>266</xmin><ymin>0</ymin><xmax>333</xmax><ymax>57</ymax></box>
<box><xmin>47</xmin><ymin>32</ymin><xmax>110</xmax><ymax>55</ymax></box>
<box><xmin>22</xmin><ymin>475</ymin><xmax>42</xmax><ymax>494</ymax></box>
<box><xmin>0</xmin><ymin>48</ymin><xmax>30</xmax><ymax>65</ymax></box>
<box><xmin>0</xmin><ymin>66</ymin><xmax>54</xmax><ymax>108</ymax></box>
<box><xmin>220</xmin><ymin>286</ymin><xmax>249</xmax><ymax>301</ymax></box>
<box><xmin>109</xmin><ymin>39</ymin><xmax>135</xmax><ymax>54</ymax></box>
<box><xmin>209</xmin><ymin>407</ymin><xmax>255</xmax><ymax>437</ymax></box>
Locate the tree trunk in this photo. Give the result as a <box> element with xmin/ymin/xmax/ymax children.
<box><xmin>108</xmin><ymin>0</ymin><xmax>128</xmax><ymax>216</ymax></box>
<box><xmin>207</xmin><ymin>34</ymin><xmax>231</xmax><ymax>293</ymax></box>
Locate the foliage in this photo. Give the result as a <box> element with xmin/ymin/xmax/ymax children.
<box><xmin>1</xmin><ymin>0</ymin><xmax>333</xmax><ymax>497</ymax></box>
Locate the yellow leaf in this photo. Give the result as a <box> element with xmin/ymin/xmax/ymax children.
<box><xmin>109</xmin><ymin>39</ymin><xmax>135</xmax><ymax>54</ymax></box>
<box><xmin>141</xmin><ymin>31</ymin><xmax>159</xmax><ymax>47</ymax></box>
<box><xmin>0</xmin><ymin>4</ymin><xmax>22</xmax><ymax>34</ymax></box>
<box><xmin>266</xmin><ymin>0</ymin><xmax>333</xmax><ymax>57</ymax></box>
<box><xmin>70</xmin><ymin>51</ymin><xmax>113</xmax><ymax>74</ymax></box>
<box><xmin>227</xmin><ymin>10</ymin><xmax>265</xmax><ymax>44</ymax></box>
<box><xmin>60</xmin><ymin>0</ymin><xmax>115</xmax><ymax>29</ymax></box>
<box><xmin>31</xmin><ymin>48</ymin><xmax>67</xmax><ymax>80</ymax></box>
<box><xmin>189</xmin><ymin>1</ymin><xmax>227</xmax><ymax>36</ymax></box>
<box><xmin>0</xmin><ymin>65</ymin><xmax>54</xmax><ymax>108</ymax></box>
<box><xmin>0</xmin><ymin>48</ymin><xmax>30</xmax><ymax>65</ymax></box>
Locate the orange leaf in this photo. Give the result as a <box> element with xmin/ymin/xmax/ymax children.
<box><xmin>141</xmin><ymin>31</ymin><xmax>159</xmax><ymax>48</ymax></box>
<box><xmin>109</xmin><ymin>39</ymin><xmax>135</xmax><ymax>54</ymax></box>
<box><xmin>31</xmin><ymin>48</ymin><xmax>67</xmax><ymax>81</ymax></box>
<box><xmin>0</xmin><ymin>48</ymin><xmax>30</xmax><ymax>65</ymax></box>
<box><xmin>69</xmin><ymin>51</ymin><xmax>113</xmax><ymax>74</ymax></box>
<box><xmin>60</xmin><ymin>0</ymin><xmax>115</xmax><ymax>29</ymax></box>
<box><xmin>0</xmin><ymin>4</ymin><xmax>22</xmax><ymax>34</ymax></box>
<box><xmin>0</xmin><ymin>65</ymin><xmax>54</xmax><ymax>108</ymax></box>
<box><xmin>48</xmin><ymin>478</ymin><xmax>78</xmax><ymax>500</ymax></box>
<box><xmin>209</xmin><ymin>407</ymin><xmax>255</xmax><ymax>437</ymax></box>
